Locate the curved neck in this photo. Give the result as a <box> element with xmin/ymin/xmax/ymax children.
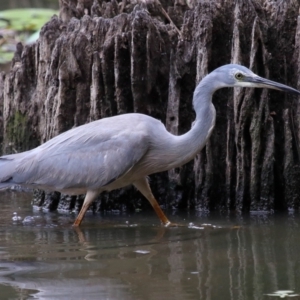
<box><xmin>193</xmin><ymin>73</ymin><xmax>219</xmax><ymax>117</ymax></box>
<box><xmin>166</xmin><ymin>75</ymin><xmax>217</xmax><ymax>168</ymax></box>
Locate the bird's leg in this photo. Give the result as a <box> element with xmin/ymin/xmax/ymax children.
<box><xmin>133</xmin><ymin>177</ymin><xmax>171</xmax><ymax>226</ymax></box>
<box><xmin>73</xmin><ymin>190</ymin><xmax>99</xmax><ymax>227</ymax></box>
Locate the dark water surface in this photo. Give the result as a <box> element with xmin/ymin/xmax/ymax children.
<box><xmin>0</xmin><ymin>191</ymin><xmax>300</xmax><ymax>299</ymax></box>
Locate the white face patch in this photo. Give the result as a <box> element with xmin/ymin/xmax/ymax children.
<box><xmin>237</xmin><ymin>81</ymin><xmax>256</xmax><ymax>87</ymax></box>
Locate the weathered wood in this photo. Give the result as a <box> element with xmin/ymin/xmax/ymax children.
<box><xmin>1</xmin><ymin>0</ymin><xmax>300</xmax><ymax>213</ymax></box>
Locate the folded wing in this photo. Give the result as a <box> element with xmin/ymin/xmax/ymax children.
<box><xmin>0</xmin><ymin>120</ymin><xmax>150</xmax><ymax>191</ymax></box>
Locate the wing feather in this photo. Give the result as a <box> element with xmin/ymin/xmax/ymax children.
<box><xmin>10</xmin><ymin>119</ymin><xmax>150</xmax><ymax>190</ymax></box>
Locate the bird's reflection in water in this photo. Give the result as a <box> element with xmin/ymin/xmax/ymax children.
<box><xmin>73</xmin><ymin>222</ymin><xmax>183</xmax><ymax>262</ymax></box>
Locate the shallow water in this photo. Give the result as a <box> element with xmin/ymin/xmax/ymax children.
<box><xmin>0</xmin><ymin>191</ymin><xmax>300</xmax><ymax>299</ymax></box>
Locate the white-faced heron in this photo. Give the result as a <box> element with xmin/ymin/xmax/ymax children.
<box><xmin>1</xmin><ymin>64</ymin><xmax>299</xmax><ymax>226</ymax></box>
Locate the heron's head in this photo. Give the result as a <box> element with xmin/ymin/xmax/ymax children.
<box><xmin>212</xmin><ymin>64</ymin><xmax>300</xmax><ymax>95</ymax></box>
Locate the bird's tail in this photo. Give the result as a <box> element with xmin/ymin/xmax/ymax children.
<box><xmin>0</xmin><ymin>157</ymin><xmax>17</xmax><ymax>190</ymax></box>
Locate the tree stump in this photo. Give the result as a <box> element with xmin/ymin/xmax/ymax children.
<box><xmin>1</xmin><ymin>0</ymin><xmax>300</xmax><ymax>214</ymax></box>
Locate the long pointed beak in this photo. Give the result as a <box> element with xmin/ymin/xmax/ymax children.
<box><xmin>246</xmin><ymin>76</ymin><xmax>300</xmax><ymax>95</ymax></box>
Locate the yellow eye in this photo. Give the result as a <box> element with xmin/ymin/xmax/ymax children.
<box><xmin>235</xmin><ymin>72</ymin><xmax>244</xmax><ymax>80</ymax></box>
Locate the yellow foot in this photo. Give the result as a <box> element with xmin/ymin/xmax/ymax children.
<box><xmin>72</xmin><ymin>216</ymin><xmax>84</xmax><ymax>227</ymax></box>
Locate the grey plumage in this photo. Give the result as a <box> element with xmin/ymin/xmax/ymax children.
<box><xmin>1</xmin><ymin>64</ymin><xmax>299</xmax><ymax>226</ymax></box>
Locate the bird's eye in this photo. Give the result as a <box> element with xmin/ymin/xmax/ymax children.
<box><xmin>235</xmin><ymin>73</ymin><xmax>244</xmax><ymax>80</ymax></box>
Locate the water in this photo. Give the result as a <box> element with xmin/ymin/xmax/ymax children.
<box><xmin>0</xmin><ymin>191</ymin><xmax>300</xmax><ymax>299</ymax></box>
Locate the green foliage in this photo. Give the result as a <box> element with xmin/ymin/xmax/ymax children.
<box><xmin>0</xmin><ymin>8</ymin><xmax>58</xmax><ymax>65</ymax></box>
<box><xmin>0</xmin><ymin>49</ymin><xmax>13</xmax><ymax>64</ymax></box>
<box><xmin>0</xmin><ymin>8</ymin><xmax>57</xmax><ymax>31</ymax></box>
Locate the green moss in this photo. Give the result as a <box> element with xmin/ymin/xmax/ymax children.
<box><xmin>5</xmin><ymin>111</ymin><xmax>32</xmax><ymax>153</ymax></box>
